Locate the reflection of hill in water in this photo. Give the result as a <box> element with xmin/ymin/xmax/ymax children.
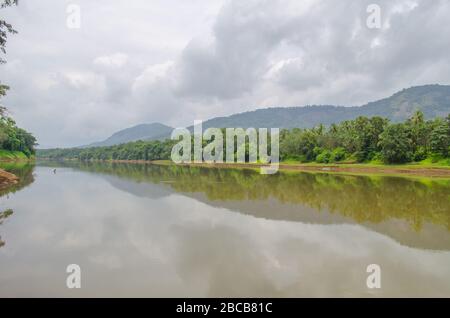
<box><xmin>188</xmin><ymin>194</ymin><xmax>450</xmax><ymax>251</ymax></box>
<box><xmin>39</xmin><ymin>161</ymin><xmax>450</xmax><ymax>251</ymax></box>
<box><xmin>103</xmin><ymin>175</ymin><xmax>173</xmax><ymax>200</ymax></box>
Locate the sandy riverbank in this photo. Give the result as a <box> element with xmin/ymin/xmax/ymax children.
<box><xmin>0</xmin><ymin>169</ymin><xmax>19</xmax><ymax>189</ymax></box>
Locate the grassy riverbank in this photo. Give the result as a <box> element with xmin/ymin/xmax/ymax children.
<box><xmin>0</xmin><ymin>149</ymin><xmax>28</xmax><ymax>160</ymax></box>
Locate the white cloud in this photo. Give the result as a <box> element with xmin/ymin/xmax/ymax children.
<box><xmin>62</xmin><ymin>71</ymin><xmax>106</xmax><ymax>91</ymax></box>
<box><xmin>132</xmin><ymin>61</ymin><xmax>174</xmax><ymax>92</ymax></box>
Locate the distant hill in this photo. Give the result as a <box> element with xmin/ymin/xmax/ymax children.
<box><xmin>84</xmin><ymin>123</ymin><xmax>173</xmax><ymax>148</ymax></box>
<box><xmin>356</xmin><ymin>84</ymin><xmax>450</xmax><ymax>120</ymax></box>
<box><xmin>82</xmin><ymin>84</ymin><xmax>450</xmax><ymax>147</ymax></box>
<box><xmin>196</xmin><ymin>84</ymin><xmax>450</xmax><ymax>130</ymax></box>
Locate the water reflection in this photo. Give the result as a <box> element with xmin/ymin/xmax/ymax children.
<box><xmin>0</xmin><ymin>162</ymin><xmax>35</xmax><ymax>249</ymax></box>
<box><xmin>0</xmin><ymin>162</ymin><xmax>35</xmax><ymax>197</ymax></box>
<box><xmin>0</xmin><ymin>209</ymin><xmax>13</xmax><ymax>248</ymax></box>
<box><xmin>40</xmin><ymin>161</ymin><xmax>450</xmax><ymax>250</ymax></box>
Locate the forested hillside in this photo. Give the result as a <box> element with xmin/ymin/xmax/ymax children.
<box><xmin>72</xmin><ymin>85</ymin><xmax>450</xmax><ymax>147</ymax></box>
<box><xmin>197</xmin><ymin>84</ymin><xmax>450</xmax><ymax>131</ymax></box>
<box><xmin>84</xmin><ymin>123</ymin><xmax>173</xmax><ymax>148</ymax></box>
<box><xmin>38</xmin><ymin>111</ymin><xmax>450</xmax><ymax>165</ymax></box>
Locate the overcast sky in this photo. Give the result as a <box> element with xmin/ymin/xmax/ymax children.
<box><xmin>1</xmin><ymin>0</ymin><xmax>450</xmax><ymax>148</ymax></box>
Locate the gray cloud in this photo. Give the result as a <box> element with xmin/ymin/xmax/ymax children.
<box><xmin>1</xmin><ymin>0</ymin><xmax>450</xmax><ymax>147</ymax></box>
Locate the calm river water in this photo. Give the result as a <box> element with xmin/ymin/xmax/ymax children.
<box><xmin>0</xmin><ymin>161</ymin><xmax>449</xmax><ymax>297</ymax></box>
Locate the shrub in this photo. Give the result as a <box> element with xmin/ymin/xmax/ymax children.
<box><xmin>331</xmin><ymin>147</ymin><xmax>346</xmax><ymax>162</ymax></box>
<box><xmin>413</xmin><ymin>146</ymin><xmax>428</xmax><ymax>162</ymax></box>
<box><xmin>316</xmin><ymin>150</ymin><xmax>332</xmax><ymax>163</ymax></box>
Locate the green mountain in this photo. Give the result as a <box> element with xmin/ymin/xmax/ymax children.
<box><xmin>84</xmin><ymin>123</ymin><xmax>173</xmax><ymax>147</ymax></box>
<box><xmin>83</xmin><ymin>84</ymin><xmax>450</xmax><ymax>147</ymax></box>
<box><xmin>197</xmin><ymin>84</ymin><xmax>450</xmax><ymax>130</ymax></box>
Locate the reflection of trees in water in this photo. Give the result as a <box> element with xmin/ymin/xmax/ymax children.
<box><xmin>0</xmin><ymin>208</ymin><xmax>13</xmax><ymax>248</ymax></box>
<box><xmin>0</xmin><ymin>163</ymin><xmax>35</xmax><ymax>198</ymax></box>
<box><xmin>43</xmin><ymin>161</ymin><xmax>450</xmax><ymax>232</ymax></box>
<box><xmin>0</xmin><ymin>163</ymin><xmax>35</xmax><ymax>248</ymax></box>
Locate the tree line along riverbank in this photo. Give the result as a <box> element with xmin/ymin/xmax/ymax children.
<box><xmin>38</xmin><ymin>111</ymin><xmax>449</xmax><ymax>173</ymax></box>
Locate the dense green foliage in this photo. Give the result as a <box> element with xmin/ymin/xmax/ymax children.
<box><xmin>38</xmin><ymin>139</ymin><xmax>176</xmax><ymax>161</ymax></box>
<box><xmin>38</xmin><ymin>112</ymin><xmax>450</xmax><ymax>165</ymax></box>
<box><xmin>0</xmin><ymin>86</ymin><xmax>36</xmax><ymax>158</ymax></box>
<box><xmin>280</xmin><ymin>112</ymin><xmax>449</xmax><ymax>164</ymax></box>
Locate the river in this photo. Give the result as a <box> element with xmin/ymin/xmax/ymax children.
<box><xmin>0</xmin><ymin>161</ymin><xmax>449</xmax><ymax>297</ymax></box>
